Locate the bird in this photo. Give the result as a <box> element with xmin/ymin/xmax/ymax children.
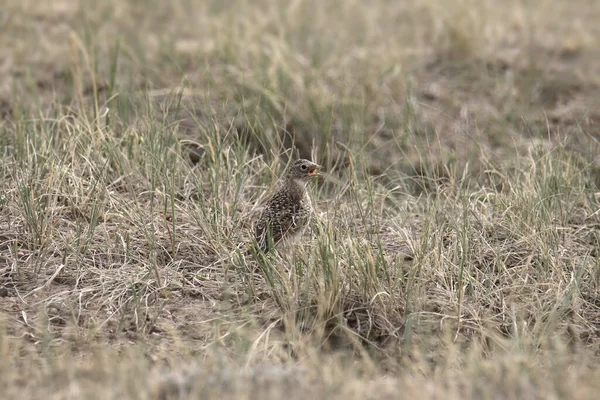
<box><xmin>252</xmin><ymin>159</ymin><xmax>322</xmax><ymax>253</ymax></box>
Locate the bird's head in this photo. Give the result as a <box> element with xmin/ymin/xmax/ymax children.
<box><xmin>285</xmin><ymin>159</ymin><xmax>322</xmax><ymax>183</ymax></box>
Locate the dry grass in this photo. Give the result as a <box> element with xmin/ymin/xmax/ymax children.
<box><xmin>2</xmin><ymin>0</ymin><xmax>600</xmax><ymax>399</ymax></box>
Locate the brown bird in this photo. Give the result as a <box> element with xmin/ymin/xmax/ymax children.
<box><xmin>253</xmin><ymin>159</ymin><xmax>322</xmax><ymax>253</ymax></box>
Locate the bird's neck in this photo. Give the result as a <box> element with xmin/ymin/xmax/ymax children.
<box><xmin>283</xmin><ymin>177</ymin><xmax>307</xmax><ymax>191</ymax></box>
<box><xmin>292</xmin><ymin>178</ymin><xmax>308</xmax><ymax>188</ymax></box>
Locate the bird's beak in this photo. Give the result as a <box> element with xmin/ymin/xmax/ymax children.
<box><xmin>308</xmin><ymin>164</ymin><xmax>322</xmax><ymax>176</ymax></box>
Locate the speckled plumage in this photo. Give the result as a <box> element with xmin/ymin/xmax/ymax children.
<box><xmin>253</xmin><ymin>159</ymin><xmax>322</xmax><ymax>252</ymax></box>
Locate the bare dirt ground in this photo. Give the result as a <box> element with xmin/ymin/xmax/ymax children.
<box><xmin>2</xmin><ymin>0</ymin><xmax>600</xmax><ymax>398</ymax></box>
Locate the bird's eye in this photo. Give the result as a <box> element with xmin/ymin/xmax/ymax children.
<box><xmin>301</xmin><ymin>164</ymin><xmax>308</xmax><ymax>170</ymax></box>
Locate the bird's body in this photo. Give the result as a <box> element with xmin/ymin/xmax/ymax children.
<box><xmin>253</xmin><ymin>159</ymin><xmax>322</xmax><ymax>253</ymax></box>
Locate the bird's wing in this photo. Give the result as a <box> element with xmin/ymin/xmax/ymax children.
<box><xmin>253</xmin><ymin>197</ymin><xmax>300</xmax><ymax>251</ymax></box>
